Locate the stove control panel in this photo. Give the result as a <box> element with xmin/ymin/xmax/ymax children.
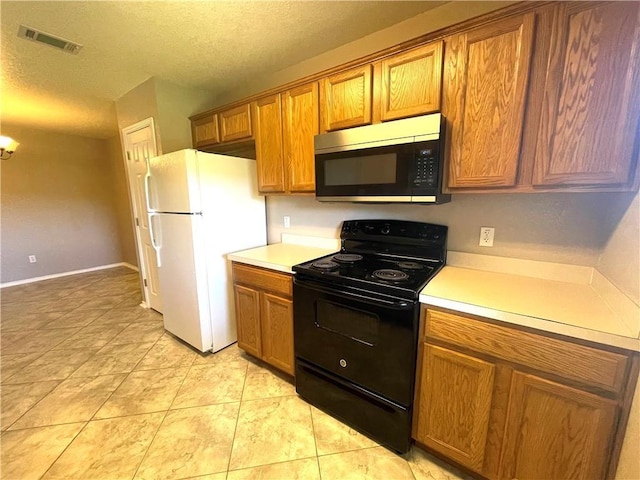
<box><xmin>341</xmin><ymin>219</ymin><xmax>447</xmax><ymax>246</ymax></box>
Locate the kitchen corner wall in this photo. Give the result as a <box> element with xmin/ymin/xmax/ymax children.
<box><xmin>597</xmin><ymin>190</ymin><xmax>640</xmax><ymax>305</ymax></box>
<box><xmin>267</xmin><ymin>192</ymin><xmax>634</xmax><ymax>268</ymax></box>
<box><xmin>0</xmin><ymin>125</ymin><xmax>125</xmax><ymax>283</ymax></box>
<box><xmin>115</xmin><ymin>77</ymin><xmax>218</xmax><ymax>155</ymax></box>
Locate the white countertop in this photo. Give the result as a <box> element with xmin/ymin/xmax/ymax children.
<box><xmin>226</xmin><ymin>234</ymin><xmax>340</xmax><ymax>274</ymax></box>
<box><xmin>420</xmin><ymin>255</ymin><xmax>640</xmax><ymax>351</ymax></box>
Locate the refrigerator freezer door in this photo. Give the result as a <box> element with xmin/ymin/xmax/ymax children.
<box><xmin>147</xmin><ymin>149</ymin><xmax>202</xmax><ymax>213</ymax></box>
<box><xmin>154</xmin><ymin>213</ymin><xmax>213</xmax><ymax>352</ymax></box>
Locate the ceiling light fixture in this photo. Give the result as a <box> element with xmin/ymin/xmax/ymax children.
<box><xmin>0</xmin><ymin>136</ymin><xmax>19</xmax><ymax>160</ymax></box>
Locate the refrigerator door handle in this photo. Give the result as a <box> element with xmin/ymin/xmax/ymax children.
<box><xmin>148</xmin><ymin>213</ymin><xmax>162</xmax><ymax>267</ymax></box>
<box><xmin>144</xmin><ymin>170</ymin><xmax>156</xmax><ymax>213</ymax></box>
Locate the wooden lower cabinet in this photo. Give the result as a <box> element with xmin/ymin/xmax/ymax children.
<box><xmin>499</xmin><ymin>372</ymin><xmax>617</xmax><ymax>480</ymax></box>
<box><xmin>232</xmin><ymin>262</ymin><xmax>294</xmax><ymax>375</ymax></box>
<box><xmin>413</xmin><ymin>306</ymin><xmax>638</xmax><ymax>480</ymax></box>
<box><xmin>414</xmin><ymin>343</ymin><xmax>495</xmax><ymax>472</ymax></box>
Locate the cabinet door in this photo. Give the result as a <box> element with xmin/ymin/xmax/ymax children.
<box><xmin>234</xmin><ymin>284</ymin><xmax>262</xmax><ymax>358</ymax></box>
<box><xmin>320</xmin><ymin>65</ymin><xmax>372</xmax><ymax>132</ymax></box>
<box><xmin>192</xmin><ymin>114</ymin><xmax>220</xmax><ymax>148</ymax></box>
<box><xmin>219</xmin><ymin>104</ymin><xmax>253</xmax><ymax>143</ymax></box>
<box><xmin>253</xmin><ymin>95</ymin><xmax>285</xmax><ymax>193</ymax></box>
<box><xmin>500</xmin><ymin>372</ymin><xmax>618</xmax><ymax>480</ymax></box>
<box><xmin>445</xmin><ymin>14</ymin><xmax>535</xmax><ymax>188</ymax></box>
<box><xmin>260</xmin><ymin>293</ymin><xmax>294</xmax><ymax>375</ymax></box>
<box><xmin>534</xmin><ymin>2</ymin><xmax>640</xmax><ymax>187</ymax></box>
<box><xmin>414</xmin><ymin>343</ymin><xmax>495</xmax><ymax>473</ymax></box>
<box><xmin>282</xmin><ymin>82</ymin><xmax>319</xmax><ymax>192</ymax></box>
<box><xmin>380</xmin><ymin>41</ymin><xmax>443</xmax><ymax>121</ymax></box>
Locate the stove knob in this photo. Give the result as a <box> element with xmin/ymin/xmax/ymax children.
<box><xmin>381</xmin><ymin>224</ymin><xmax>391</xmax><ymax>235</ymax></box>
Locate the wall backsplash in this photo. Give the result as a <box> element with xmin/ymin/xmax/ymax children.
<box><xmin>266</xmin><ymin>192</ymin><xmax>636</xmax><ymax>268</ymax></box>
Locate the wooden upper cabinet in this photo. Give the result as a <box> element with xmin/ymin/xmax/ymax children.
<box><xmin>534</xmin><ymin>2</ymin><xmax>640</xmax><ymax>187</ymax></box>
<box><xmin>499</xmin><ymin>372</ymin><xmax>618</xmax><ymax>480</ymax></box>
<box><xmin>320</xmin><ymin>65</ymin><xmax>372</xmax><ymax>132</ymax></box>
<box><xmin>192</xmin><ymin>114</ymin><xmax>220</xmax><ymax>148</ymax></box>
<box><xmin>253</xmin><ymin>95</ymin><xmax>285</xmax><ymax>193</ymax></box>
<box><xmin>380</xmin><ymin>41</ymin><xmax>443</xmax><ymax>121</ymax></box>
<box><xmin>282</xmin><ymin>82</ymin><xmax>319</xmax><ymax>193</ymax></box>
<box><xmin>219</xmin><ymin>103</ymin><xmax>253</xmax><ymax>143</ymax></box>
<box><xmin>445</xmin><ymin>13</ymin><xmax>535</xmax><ymax>188</ymax></box>
<box><xmin>414</xmin><ymin>343</ymin><xmax>495</xmax><ymax>473</ymax></box>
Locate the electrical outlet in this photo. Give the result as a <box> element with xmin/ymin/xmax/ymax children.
<box><xmin>283</xmin><ymin>216</ymin><xmax>291</xmax><ymax>229</ymax></box>
<box><xmin>28</xmin><ymin>255</ymin><xmax>37</xmax><ymax>263</ymax></box>
<box><xmin>479</xmin><ymin>227</ymin><xmax>495</xmax><ymax>247</ymax></box>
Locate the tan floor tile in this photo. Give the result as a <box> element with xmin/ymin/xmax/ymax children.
<box><xmin>171</xmin><ymin>361</ymin><xmax>247</xmax><ymax>409</ymax></box>
<box><xmin>135</xmin><ymin>403</ymin><xmax>239</xmax><ymax>480</ymax></box>
<box><xmin>52</xmin><ymin>323</ymin><xmax>129</xmax><ymax>350</ymax></box>
<box><xmin>317</xmin><ymin>447</ymin><xmax>415</xmax><ymax>480</ymax></box>
<box><xmin>229</xmin><ymin>396</ymin><xmax>316</xmax><ymax>470</ymax></box>
<box><xmin>180</xmin><ymin>474</ymin><xmax>227</xmax><ymax>480</ymax></box>
<box><xmin>70</xmin><ymin>342</ymin><xmax>154</xmax><ymax>377</ymax></box>
<box><xmin>9</xmin><ymin>374</ymin><xmax>126</xmax><ymax>429</ymax></box>
<box><xmin>36</xmin><ymin>297</ymin><xmax>87</xmax><ymax>313</ymax></box>
<box><xmin>135</xmin><ymin>334</ymin><xmax>197</xmax><ymax>370</ymax></box>
<box><xmin>406</xmin><ymin>446</ymin><xmax>469</xmax><ymax>480</ymax></box>
<box><xmin>241</xmin><ymin>362</ymin><xmax>295</xmax><ymax>401</ymax></box>
<box><xmin>1</xmin><ymin>311</ymin><xmax>64</xmax><ymax>331</ymax></box>
<box><xmin>110</xmin><ymin>321</ymin><xmax>165</xmax><ymax>344</ymax></box>
<box><xmin>3</xmin><ymin>349</ymin><xmax>96</xmax><ymax>384</ymax></box>
<box><xmin>0</xmin><ymin>327</ymin><xmax>80</xmax><ymax>355</ymax></box>
<box><xmin>76</xmin><ymin>295</ymin><xmax>127</xmax><ymax>310</ymax></box>
<box><xmin>95</xmin><ymin>367</ymin><xmax>189</xmax><ymax>418</ymax></box>
<box><xmin>227</xmin><ymin>458</ymin><xmax>321</xmax><ymax>480</ymax></box>
<box><xmin>311</xmin><ymin>406</ymin><xmax>378</xmax><ymax>455</ymax></box>
<box><xmin>42</xmin><ymin>413</ymin><xmax>164</xmax><ymax>480</ymax></box>
<box><xmin>41</xmin><ymin>309</ymin><xmax>107</xmax><ymax>329</ymax></box>
<box><xmin>0</xmin><ymin>330</ymin><xmax>33</xmax><ymax>350</ymax></box>
<box><xmin>136</xmin><ymin>308</ymin><xmax>163</xmax><ymax>322</ymax></box>
<box><xmin>1</xmin><ymin>380</ymin><xmax>60</xmax><ymax>430</ymax></box>
<box><xmin>193</xmin><ymin>343</ymin><xmax>248</xmax><ymax>365</ymax></box>
<box><xmin>90</xmin><ymin>306</ymin><xmax>144</xmax><ymax>324</ymax></box>
<box><xmin>0</xmin><ymin>423</ymin><xmax>85</xmax><ymax>480</ymax></box>
<box><xmin>1</xmin><ymin>352</ymin><xmax>42</xmax><ymax>379</ymax></box>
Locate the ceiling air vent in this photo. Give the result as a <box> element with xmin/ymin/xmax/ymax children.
<box><xmin>18</xmin><ymin>25</ymin><xmax>83</xmax><ymax>54</ymax></box>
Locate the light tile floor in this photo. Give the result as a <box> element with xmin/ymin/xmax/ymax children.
<box><xmin>1</xmin><ymin>266</ymin><xmax>469</xmax><ymax>480</ymax></box>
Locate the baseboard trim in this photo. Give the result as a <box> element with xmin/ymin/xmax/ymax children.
<box><xmin>0</xmin><ymin>262</ymin><xmax>139</xmax><ymax>288</ymax></box>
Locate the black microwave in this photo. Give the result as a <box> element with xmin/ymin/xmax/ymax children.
<box><xmin>314</xmin><ymin>113</ymin><xmax>450</xmax><ymax>204</ymax></box>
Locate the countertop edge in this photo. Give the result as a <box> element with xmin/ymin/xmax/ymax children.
<box><xmin>227</xmin><ymin>254</ymin><xmax>294</xmax><ymax>274</ymax></box>
<box><xmin>419</xmin><ymin>294</ymin><xmax>640</xmax><ymax>352</ymax></box>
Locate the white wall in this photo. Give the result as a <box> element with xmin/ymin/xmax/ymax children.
<box><xmin>0</xmin><ymin>125</ymin><xmax>123</xmax><ymax>283</ymax></box>
<box><xmin>597</xmin><ymin>191</ymin><xmax>640</xmax><ymax>305</ymax></box>
<box><xmin>266</xmin><ymin>192</ymin><xmax>632</xmax><ymax>267</ymax></box>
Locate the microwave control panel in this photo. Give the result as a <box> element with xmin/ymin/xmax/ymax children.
<box><xmin>411</xmin><ymin>142</ymin><xmax>441</xmax><ymax>190</ymax></box>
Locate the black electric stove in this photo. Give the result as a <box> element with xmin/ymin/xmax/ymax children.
<box><xmin>292</xmin><ymin>219</ymin><xmax>447</xmax><ymax>453</ymax></box>
<box><xmin>292</xmin><ymin>219</ymin><xmax>447</xmax><ymax>300</ymax></box>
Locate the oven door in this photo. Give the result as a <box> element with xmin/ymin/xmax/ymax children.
<box><xmin>293</xmin><ymin>276</ymin><xmax>419</xmax><ymax>406</ymax></box>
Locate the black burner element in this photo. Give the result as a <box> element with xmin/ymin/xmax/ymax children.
<box><xmin>372</xmin><ymin>269</ymin><xmax>409</xmax><ymax>281</ymax></box>
<box><xmin>333</xmin><ymin>253</ymin><xmax>363</xmax><ymax>263</ymax></box>
<box><xmin>311</xmin><ymin>260</ymin><xmax>339</xmax><ymax>270</ymax></box>
<box><xmin>397</xmin><ymin>261</ymin><xmax>424</xmax><ymax>270</ymax></box>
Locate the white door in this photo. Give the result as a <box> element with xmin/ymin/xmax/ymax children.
<box><xmin>122</xmin><ymin>118</ymin><xmax>163</xmax><ymax>313</ymax></box>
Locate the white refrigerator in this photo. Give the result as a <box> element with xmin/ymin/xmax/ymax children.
<box><xmin>145</xmin><ymin>149</ymin><xmax>266</xmax><ymax>352</ymax></box>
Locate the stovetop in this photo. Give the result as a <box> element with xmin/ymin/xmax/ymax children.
<box><xmin>292</xmin><ymin>219</ymin><xmax>448</xmax><ymax>300</ymax></box>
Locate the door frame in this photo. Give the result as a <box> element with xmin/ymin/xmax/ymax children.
<box><xmin>121</xmin><ymin>117</ymin><xmax>158</xmax><ymax>308</ymax></box>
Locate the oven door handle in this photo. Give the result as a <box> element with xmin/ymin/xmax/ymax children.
<box><xmin>294</xmin><ymin>278</ymin><xmax>415</xmax><ymax>310</ymax></box>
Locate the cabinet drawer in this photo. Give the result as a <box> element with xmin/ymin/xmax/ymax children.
<box><xmin>425</xmin><ymin>308</ymin><xmax>629</xmax><ymax>393</ymax></box>
<box><xmin>232</xmin><ymin>262</ymin><xmax>292</xmax><ymax>297</ymax></box>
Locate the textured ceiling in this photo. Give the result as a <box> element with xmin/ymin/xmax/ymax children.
<box><xmin>1</xmin><ymin>1</ymin><xmax>446</xmax><ymax>139</ymax></box>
